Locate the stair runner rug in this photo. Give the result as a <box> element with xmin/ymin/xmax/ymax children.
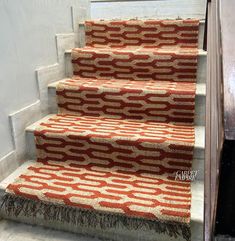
<box><xmin>1</xmin><ymin>19</ymin><xmax>199</xmax><ymax>241</ymax></box>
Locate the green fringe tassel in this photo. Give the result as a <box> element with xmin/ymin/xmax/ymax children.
<box><xmin>0</xmin><ymin>193</ymin><xmax>191</xmax><ymax>241</ymax></box>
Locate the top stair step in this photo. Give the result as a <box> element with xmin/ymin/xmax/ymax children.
<box><xmin>78</xmin><ymin>20</ymin><xmax>205</xmax><ymax>49</ymax></box>
<box><xmin>85</xmin><ymin>19</ymin><xmax>200</xmax><ymax>49</ymax></box>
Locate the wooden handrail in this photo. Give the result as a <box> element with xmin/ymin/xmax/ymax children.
<box><xmin>204</xmin><ymin>2</ymin><xmax>235</xmax><ymax>139</ymax></box>
<box><xmin>213</xmin><ymin>0</ymin><xmax>235</xmax><ymax>238</ymax></box>
<box><xmin>220</xmin><ymin>1</ymin><xmax>235</xmax><ymax>140</ymax></box>
<box><xmin>204</xmin><ymin>0</ymin><xmax>224</xmax><ymax>241</ymax></box>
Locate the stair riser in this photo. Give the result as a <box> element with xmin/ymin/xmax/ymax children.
<box><xmin>91</xmin><ymin>0</ymin><xmax>206</xmax><ymax>28</ymax></box>
<box><xmin>195</xmin><ymin>94</ymin><xmax>205</xmax><ymax>126</ymax></box>
<box><xmin>48</xmin><ymin>86</ymin><xmax>205</xmax><ymax>126</ymax></box>
<box><xmin>65</xmin><ymin>52</ymin><xmax>206</xmax><ymax>84</ymax></box>
<box><xmin>192</xmin><ymin>158</ymin><xmax>204</xmax><ymax>180</ymax></box>
<box><xmin>198</xmin><ymin>21</ymin><xmax>205</xmax><ymax>50</ymax></box>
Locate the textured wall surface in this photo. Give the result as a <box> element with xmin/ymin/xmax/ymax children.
<box><xmin>91</xmin><ymin>0</ymin><xmax>206</xmax><ymax>20</ymax></box>
<box><xmin>0</xmin><ymin>0</ymin><xmax>90</xmax><ymax>160</ymax></box>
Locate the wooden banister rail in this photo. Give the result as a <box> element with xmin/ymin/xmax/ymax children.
<box><xmin>213</xmin><ymin>0</ymin><xmax>235</xmax><ymax>238</ymax></box>
<box><xmin>205</xmin><ymin>0</ymin><xmax>235</xmax><ymax>238</ymax></box>
<box><xmin>220</xmin><ymin>1</ymin><xmax>235</xmax><ymax>140</ymax></box>
<box><xmin>204</xmin><ymin>0</ymin><xmax>224</xmax><ymax>241</ymax></box>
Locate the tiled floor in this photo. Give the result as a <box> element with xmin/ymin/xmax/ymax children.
<box><xmin>0</xmin><ymin>219</ymin><xmax>99</xmax><ymax>241</ymax></box>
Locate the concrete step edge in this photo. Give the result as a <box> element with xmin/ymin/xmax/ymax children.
<box><xmin>64</xmin><ymin>49</ymin><xmax>207</xmax><ymax>55</ymax></box>
<box><xmin>48</xmin><ymin>79</ymin><xmax>206</xmax><ymax>96</ymax></box>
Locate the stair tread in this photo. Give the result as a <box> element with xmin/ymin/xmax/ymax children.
<box><xmin>55</xmin><ymin>77</ymin><xmax>197</xmax><ymax>123</ymax></box>
<box><xmin>78</xmin><ymin>19</ymin><xmax>206</xmax><ymax>25</ymax></box>
<box><xmin>56</xmin><ymin>76</ymin><xmax>196</xmax><ymax>91</ymax></box>
<box><xmin>1</xmin><ymin>160</ymin><xmax>203</xmax><ymax>224</ymax></box>
<box><xmin>26</xmin><ymin>114</ymin><xmax>205</xmax><ymax>149</ymax></box>
<box><xmin>48</xmin><ymin>78</ymin><xmax>206</xmax><ymax>126</ymax></box>
<box><xmin>35</xmin><ymin>114</ymin><xmax>195</xmax><ymax>145</ymax></box>
<box><xmin>72</xmin><ymin>45</ymin><xmax>199</xmax><ymax>55</ymax></box>
<box><xmin>48</xmin><ymin>77</ymin><xmax>206</xmax><ymax>96</ymax></box>
<box><xmin>65</xmin><ymin>48</ymin><xmax>207</xmax><ymax>56</ymax></box>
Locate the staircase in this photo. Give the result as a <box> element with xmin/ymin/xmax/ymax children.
<box><xmin>0</xmin><ymin>18</ymin><xmax>205</xmax><ymax>241</ymax></box>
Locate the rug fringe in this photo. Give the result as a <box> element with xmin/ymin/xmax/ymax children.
<box><xmin>1</xmin><ymin>193</ymin><xmax>191</xmax><ymax>241</ymax></box>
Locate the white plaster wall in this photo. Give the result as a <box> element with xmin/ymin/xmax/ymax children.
<box><xmin>91</xmin><ymin>0</ymin><xmax>206</xmax><ymax>20</ymax></box>
<box><xmin>0</xmin><ymin>0</ymin><xmax>90</xmax><ymax>159</ymax></box>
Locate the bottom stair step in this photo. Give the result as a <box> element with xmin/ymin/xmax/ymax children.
<box><xmin>0</xmin><ymin>219</ymin><xmax>98</xmax><ymax>241</ymax></box>
<box><xmin>0</xmin><ymin>161</ymin><xmax>203</xmax><ymax>241</ymax></box>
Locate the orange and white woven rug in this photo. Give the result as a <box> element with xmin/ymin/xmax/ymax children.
<box><xmin>1</xmin><ymin>19</ymin><xmax>199</xmax><ymax>241</ymax></box>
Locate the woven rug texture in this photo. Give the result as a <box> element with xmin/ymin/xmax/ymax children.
<box><xmin>2</xmin><ymin>19</ymin><xmax>200</xmax><ymax>241</ymax></box>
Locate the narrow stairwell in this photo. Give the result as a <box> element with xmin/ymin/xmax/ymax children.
<box><xmin>0</xmin><ymin>19</ymin><xmax>205</xmax><ymax>241</ymax></box>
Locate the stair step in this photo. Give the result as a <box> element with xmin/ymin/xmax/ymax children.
<box><xmin>79</xmin><ymin>20</ymin><xmax>205</xmax><ymax>49</ymax></box>
<box><xmin>50</xmin><ymin>77</ymin><xmax>204</xmax><ymax>123</ymax></box>
<box><xmin>25</xmin><ymin>114</ymin><xmax>205</xmax><ymax>162</ymax></box>
<box><xmin>64</xmin><ymin>49</ymin><xmax>207</xmax><ymax>84</ymax></box>
<box><xmin>72</xmin><ymin>47</ymin><xmax>198</xmax><ymax>82</ymax></box>
<box><xmin>85</xmin><ymin>19</ymin><xmax>200</xmax><ymax>49</ymax></box>
<box><xmin>48</xmin><ymin>79</ymin><xmax>206</xmax><ymax>126</ymax></box>
<box><xmin>0</xmin><ymin>160</ymin><xmax>203</xmax><ymax>241</ymax></box>
<box><xmin>35</xmin><ymin>114</ymin><xmax>196</xmax><ymax>171</ymax></box>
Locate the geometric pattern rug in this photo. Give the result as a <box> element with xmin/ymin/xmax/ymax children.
<box><xmin>1</xmin><ymin>19</ymin><xmax>199</xmax><ymax>241</ymax></box>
